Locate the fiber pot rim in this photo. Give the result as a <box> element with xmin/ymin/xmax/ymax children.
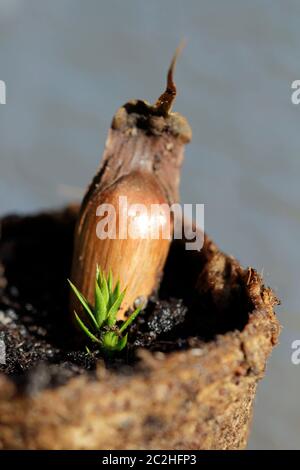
<box><xmin>0</xmin><ymin>212</ymin><xmax>280</xmax><ymax>392</ymax></box>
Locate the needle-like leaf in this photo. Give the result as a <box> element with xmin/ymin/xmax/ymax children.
<box><xmin>94</xmin><ymin>280</ymin><xmax>106</xmax><ymax>327</ymax></box>
<box><xmin>74</xmin><ymin>312</ymin><xmax>101</xmax><ymax>343</ymax></box>
<box><xmin>68</xmin><ymin>279</ymin><xmax>98</xmax><ymax>329</ymax></box>
<box><xmin>116</xmin><ymin>333</ymin><xmax>128</xmax><ymax>351</ymax></box>
<box><xmin>119</xmin><ymin>306</ymin><xmax>142</xmax><ymax>334</ymax></box>
<box><xmin>96</xmin><ymin>264</ymin><xmax>101</xmax><ymax>285</ymax></box>
<box><xmin>101</xmin><ymin>275</ymin><xmax>109</xmax><ymax>307</ymax></box>
<box><xmin>109</xmin><ymin>280</ymin><xmax>120</xmax><ymax>309</ymax></box>
<box><xmin>108</xmin><ymin>269</ymin><xmax>113</xmax><ymax>294</ymax></box>
<box><xmin>106</xmin><ymin>289</ymin><xmax>126</xmax><ymax>327</ymax></box>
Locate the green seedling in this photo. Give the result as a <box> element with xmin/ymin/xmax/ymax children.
<box><xmin>68</xmin><ymin>266</ymin><xmax>141</xmax><ymax>353</ymax></box>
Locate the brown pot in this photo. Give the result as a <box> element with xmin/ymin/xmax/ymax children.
<box><xmin>0</xmin><ymin>207</ymin><xmax>280</xmax><ymax>449</ymax></box>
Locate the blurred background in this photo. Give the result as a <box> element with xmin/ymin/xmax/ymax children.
<box><xmin>0</xmin><ymin>0</ymin><xmax>299</xmax><ymax>449</ymax></box>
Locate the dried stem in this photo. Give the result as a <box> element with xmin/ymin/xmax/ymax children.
<box><xmin>154</xmin><ymin>40</ymin><xmax>186</xmax><ymax>116</ymax></box>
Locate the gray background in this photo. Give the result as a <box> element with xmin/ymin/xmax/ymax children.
<box><xmin>0</xmin><ymin>0</ymin><xmax>299</xmax><ymax>449</ymax></box>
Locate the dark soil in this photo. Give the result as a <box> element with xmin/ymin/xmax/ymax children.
<box><xmin>0</xmin><ymin>207</ymin><xmax>251</xmax><ymax>393</ymax></box>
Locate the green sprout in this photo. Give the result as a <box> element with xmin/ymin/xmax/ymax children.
<box><xmin>68</xmin><ymin>266</ymin><xmax>142</xmax><ymax>353</ymax></box>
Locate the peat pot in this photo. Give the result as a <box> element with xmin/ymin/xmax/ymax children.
<box><xmin>0</xmin><ymin>207</ymin><xmax>280</xmax><ymax>449</ymax></box>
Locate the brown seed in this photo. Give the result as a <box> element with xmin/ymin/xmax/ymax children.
<box><xmin>70</xmin><ymin>48</ymin><xmax>192</xmax><ymax>320</ymax></box>
<box><xmin>71</xmin><ymin>171</ymin><xmax>172</xmax><ymax>317</ymax></box>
